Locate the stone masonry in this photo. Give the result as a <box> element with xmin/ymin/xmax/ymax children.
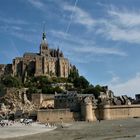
<box><xmin>0</xmin><ymin>32</ymin><xmax>72</xmax><ymax>80</ymax></box>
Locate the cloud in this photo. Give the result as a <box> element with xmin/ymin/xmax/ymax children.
<box><xmin>51</xmin><ymin>4</ymin><xmax>140</xmax><ymax>45</ymax></box>
<box><xmin>49</xmin><ymin>29</ymin><xmax>127</xmax><ymax>57</ymax></box>
<box><xmin>49</xmin><ymin>30</ymin><xmax>71</xmax><ymax>39</ymax></box>
<box><xmin>0</xmin><ymin>25</ymin><xmax>22</xmax><ymax>32</ymax></box>
<box><xmin>96</xmin><ymin>6</ymin><xmax>140</xmax><ymax>44</ymax></box>
<box><xmin>60</xmin><ymin>4</ymin><xmax>140</xmax><ymax>44</ymax></box>
<box><xmin>0</xmin><ymin>39</ymin><xmax>21</xmax><ymax>62</ymax></box>
<box><xmin>108</xmin><ymin>7</ymin><xmax>140</xmax><ymax>27</ymax></box>
<box><xmin>0</xmin><ymin>17</ymin><xmax>28</xmax><ymax>25</ymax></box>
<box><xmin>110</xmin><ymin>76</ymin><xmax>120</xmax><ymax>85</ymax></box>
<box><xmin>48</xmin><ymin>29</ymin><xmax>127</xmax><ymax>65</ymax></box>
<box><xmin>49</xmin><ymin>29</ymin><xmax>91</xmax><ymax>46</ymax></box>
<box><xmin>0</xmin><ymin>24</ymin><xmax>40</xmax><ymax>43</ymax></box>
<box><xmin>96</xmin><ymin>3</ymin><xmax>139</xmax><ymax>27</ymax></box>
<box><xmin>73</xmin><ymin>46</ymin><xmax>127</xmax><ymax>56</ymax></box>
<box><xmin>97</xmin><ymin>22</ymin><xmax>140</xmax><ymax>44</ymax></box>
<box><xmin>109</xmin><ymin>73</ymin><xmax>140</xmax><ymax>98</ymax></box>
<box><xmin>96</xmin><ymin>2</ymin><xmax>108</xmax><ymax>8</ymax></box>
<box><xmin>107</xmin><ymin>71</ymin><xmax>121</xmax><ymax>85</ymax></box>
<box><xmin>63</xmin><ymin>4</ymin><xmax>95</xmax><ymax>29</ymax></box>
<box><xmin>27</xmin><ymin>0</ymin><xmax>44</xmax><ymax>9</ymax></box>
<box><xmin>10</xmin><ymin>31</ymin><xmax>39</xmax><ymax>43</ymax></box>
<box><xmin>27</xmin><ymin>0</ymin><xmax>65</xmax><ymax>9</ymax></box>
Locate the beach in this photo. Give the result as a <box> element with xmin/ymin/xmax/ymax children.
<box><xmin>0</xmin><ymin>122</ymin><xmax>56</xmax><ymax>139</ymax></box>
<box><xmin>1</xmin><ymin>118</ymin><xmax>140</xmax><ymax>140</ymax></box>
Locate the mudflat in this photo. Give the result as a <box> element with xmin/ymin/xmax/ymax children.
<box><xmin>1</xmin><ymin>118</ymin><xmax>140</xmax><ymax>140</ymax></box>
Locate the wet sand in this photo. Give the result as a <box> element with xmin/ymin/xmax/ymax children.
<box><xmin>1</xmin><ymin>118</ymin><xmax>140</xmax><ymax>140</ymax></box>
<box><xmin>0</xmin><ymin>122</ymin><xmax>56</xmax><ymax>139</ymax></box>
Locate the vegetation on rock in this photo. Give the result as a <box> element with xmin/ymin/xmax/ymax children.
<box><xmin>82</xmin><ymin>85</ymin><xmax>104</xmax><ymax>99</ymax></box>
<box><xmin>1</xmin><ymin>75</ymin><xmax>21</xmax><ymax>88</ymax></box>
<box><xmin>0</xmin><ymin>69</ymin><xmax>104</xmax><ymax>97</ymax></box>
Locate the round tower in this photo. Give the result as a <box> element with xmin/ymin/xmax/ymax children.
<box><xmin>81</xmin><ymin>97</ymin><xmax>94</xmax><ymax>122</ymax></box>
<box><xmin>102</xmin><ymin>105</ymin><xmax>111</xmax><ymax>120</ymax></box>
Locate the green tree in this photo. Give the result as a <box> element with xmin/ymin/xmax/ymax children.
<box><xmin>53</xmin><ymin>86</ymin><xmax>64</xmax><ymax>93</ymax></box>
<box><xmin>52</xmin><ymin>77</ymin><xmax>67</xmax><ymax>83</ymax></box>
<box><xmin>28</xmin><ymin>86</ymin><xmax>38</xmax><ymax>94</ymax></box>
<box><xmin>25</xmin><ymin>76</ymin><xmax>52</xmax><ymax>89</ymax></box>
<box><xmin>68</xmin><ymin>66</ymin><xmax>79</xmax><ymax>82</ymax></box>
<box><xmin>42</xmin><ymin>86</ymin><xmax>64</xmax><ymax>94</ymax></box>
<box><xmin>1</xmin><ymin>75</ymin><xmax>21</xmax><ymax>88</ymax></box>
<box><xmin>73</xmin><ymin>76</ymin><xmax>89</xmax><ymax>89</ymax></box>
<box><xmin>36</xmin><ymin>76</ymin><xmax>51</xmax><ymax>88</ymax></box>
<box><xmin>94</xmin><ymin>85</ymin><xmax>104</xmax><ymax>93</ymax></box>
<box><xmin>0</xmin><ymin>83</ymin><xmax>5</xmax><ymax>97</ymax></box>
<box><xmin>82</xmin><ymin>86</ymin><xmax>100</xmax><ymax>99</ymax></box>
<box><xmin>42</xmin><ymin>86</ymin><xmax>54</xmax><ymax>94</ymax></box>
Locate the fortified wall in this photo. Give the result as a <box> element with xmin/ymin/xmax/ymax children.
<box><xmin>37</xmin><ymin>104</ymin><xmax>140</xmax><ymax>123</ymax></box>
<box><xmin>37</xmin><ymin>109</ymin><xmax>80</xmax><ymax>123</ymax></box>
<box><xmin>37</xmin><ymin>90</ymin><xmax>140</xmax><ymax>123</ymax></box>
<box><xmin>98</xmin><ymin>104</ymin><xmax>140</xmax><ymax>120</ymax></box>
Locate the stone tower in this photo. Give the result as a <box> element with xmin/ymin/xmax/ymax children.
<box><xmin>0</xmin><ymin>30</ymin><xmax>73</xmax><ymax>79</ymax></box>
<box><xmin>81</xmin><ymin>97</ymin><xmax>94</xmax><ymax>122</ymax></box>
<box><xmin>40</xmin><ymin>32</ymin><xmax>50</xmax><ymax>57</ymax></box>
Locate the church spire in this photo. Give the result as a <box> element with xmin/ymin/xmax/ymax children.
<box><xmin>42</xmin><ymin>32</ymin><xmax>46</xmax><ymax>40</ymax></box>
<box><xmin>42</xmin><ymin>22</ymin><xmax>46</xmax><ymax>41</ymax></box>
<box><xmin>40</xmin><ymin>22</ymin><xmax>49</xmax><ymax>56</ymax></box>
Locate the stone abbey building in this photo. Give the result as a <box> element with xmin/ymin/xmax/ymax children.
<box><xmin>0</xmin><ymin>32</ymin><xmax>71</xmax><ymax>79</ymax></box>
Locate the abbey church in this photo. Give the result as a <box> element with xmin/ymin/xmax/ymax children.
<box><xmin>0</xmin><ymin>32</ymin><xmax>72</xmax><ymax>79</ymax></box>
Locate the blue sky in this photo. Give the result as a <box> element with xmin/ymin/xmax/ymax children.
<box><xmin>1</xmin><ymin>0</ymin><xmax>140</xmax><ymax>97</ymax></box>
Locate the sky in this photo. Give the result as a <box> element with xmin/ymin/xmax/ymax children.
<box><xmin>1</xmin><ymin>0</ymin><xmax>140</xmax><ymax>97</ymax></box>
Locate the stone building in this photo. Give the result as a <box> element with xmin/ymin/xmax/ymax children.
<box><xmin>32</xmin><ymin>93</ymin><xmax>54</xmax><ymax>109</ymax></box>
<box><xmin>54</xmin><ymin>92</ymin><xmax>95</xmax><ymax>112</ymax></box>
<box><xmin>0</xmin><ymin>32</ymin><xmax>72</xmax><ymax>80</ymax></box>
<box><xmin>12</xmin><ymin>32</ymin><xmax>70</xmax><ymax>80</ymax></box>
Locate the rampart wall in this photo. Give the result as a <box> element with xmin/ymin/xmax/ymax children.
<box><xmin>37</xmin><ymin>104</ymin><xmax>140</xmax><ymax>123</ymax></box>
<box><xmin>37</xmin><ymin>109</ymin><xmax>81</xmax><ymax>123</ymax></box>
<box><xmin>99</xmin><ymin>104</ymin><xmax>140</xmax><ymax>120</ymax></box>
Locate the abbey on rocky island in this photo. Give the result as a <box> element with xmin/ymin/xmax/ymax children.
<box><xmin>0</xmin><ymin>32</ymin><xmax>73</xmax><ymax>80</ymax></box>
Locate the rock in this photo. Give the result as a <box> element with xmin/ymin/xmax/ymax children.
<box><xmin>0</xmin><ymin>88</ymin><xmax>37</xmax><ymax>113</ymax></box>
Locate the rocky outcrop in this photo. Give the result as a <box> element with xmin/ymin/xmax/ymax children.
<box><xmin>0</xmin><ymin>88</ymin><xmax>37</xmax><ymax>114</ymax></box>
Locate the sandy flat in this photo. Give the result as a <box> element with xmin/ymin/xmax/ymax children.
<box><xmin>0</xmin><ymin>122</ymin><xmax>56</xmax><ymax>138</ymax></box>
<box><xmin>1</xmin><ymin>118</ymin><xmax>140</xmax><ymax>140</ymax></box>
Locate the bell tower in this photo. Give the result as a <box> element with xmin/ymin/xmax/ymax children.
<box><xmin>40</xmin><ymin>31</ymin><xmax>50</xmax><ymax>57</ymax></box>
<box><xmin>40</xmin><ymin>22</ymin><xmax>50</xmax><ymax>56</ymax></box>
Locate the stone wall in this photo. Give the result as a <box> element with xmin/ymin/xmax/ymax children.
<box><xmin>98</xmin><ymin>104</ymin><xmax>140</xmax><ymax>120</ymax></box>
<box><xmin>37</xmin><ymin>109</ymin><xmax>81</xmax><ymax>123</ymax></box>
<box><xmin>32</xmin><ymin>94</ymin><xmax>43</xmax><ymax>107</ymax></box>
<box><xmin>32</xmin><ymin>94</ymin><xmax>54</xmax><ymax>108</ymax></box>
<box><xmin>37</xmin><ymin>104</ymin><xmax>140</xmax><ymax>123</ymax></box>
